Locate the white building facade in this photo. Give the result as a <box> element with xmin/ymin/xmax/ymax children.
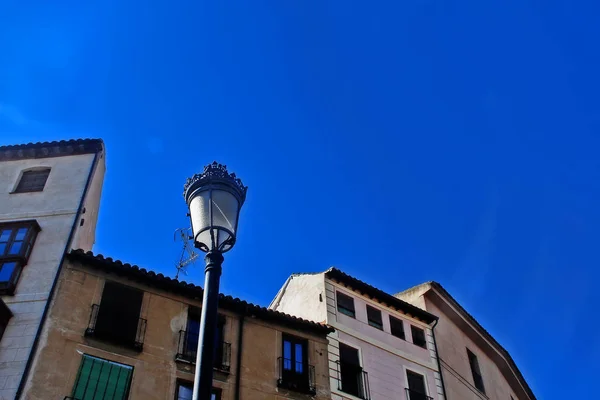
<box><xmin>270</xmin><ymin>269</ymin><xmax>446</xmax><ymax>400</ymax></box>
<box><xmin>0</xmin><ymin>139</ymin><xmax>105</xmax><ymax>400</ymax></box>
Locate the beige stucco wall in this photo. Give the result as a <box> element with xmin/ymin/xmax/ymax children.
<box><xmin>425</xmin><ymin>300</ymin><xmax>521</xmax><ymax>400</ymax></box>
<box><xmin>0</xmin><ymin>153</ymin><xmax>103</xmax><ymax>400</ymax></box>
<box><xmin>24</xmin><ymin>259</ymin><xmax>332</xmax><ymax>400</ymax></box>
<box><xmin>270</xmin><ymin>274</ymin><xmax>327</xmax><ymax>323</ymax></box>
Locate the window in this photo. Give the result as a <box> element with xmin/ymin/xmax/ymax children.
<box><xmin>279</xmin><ymin>334</ymin><xmax>310</xmax><ymax>392</ymax></box>
<box><xmin>0</xmin><ymin>299</ymin><xmax>12</xmax><ymax>341</ymax></box>
<box><xmin>389</xmin><ymin>316</ymin><xmax>405</xmax><ymax>340</ymax></box>
<box><xmin>336</xmin><ymin>291</ymin><xmax>356</xmax><ymax>318</ymax></box>
<box><xmin>179</xmin><ymin>309</ymin><xmax>227</xmax><ymax>370</ymax></box>
<box><xmin>338</xmin><ymin>343</ymin><xmax>369</xmax><ymax>399</ymax></box>
<box><xmin>87</xmin><ymin>281</ymin><xmax>145</xmax><ymax>349</ymax></box>
<box><xmin>71</xmin><ymin>354</ymin><xmax>133</xmax><ymax>400</ymax></box>
<box><xmin>14</xmin><ymin>168</ymin><xmax>50</xmax><ymax>193</ymax></box>
<box><xmin>467</xmin><ymin>348</ymin><xmax>485</xmax><ymax>393</ymax></box>
<box><xmin>406</xmin><ymin>370</ymin><xmax>428</xmax><ymax>400</ymax></box>
<box><xmin>411</xmin><ymin>326</ymin><xmax>427</xmax><ymax>349</ymax></box>
<box><xmin>175</xmin><ymin>380</ymin><xmax>221</xmax><ymax>400</ymax></box>
<box><xmin>366</xmin><ymin>305</ymin><xmax>383</xmax><ymax>330</ymax></box>
<box><xmin>0</xmin><ymin>220</ymin><xmax>40</xmax><ymax>294</ymax></box>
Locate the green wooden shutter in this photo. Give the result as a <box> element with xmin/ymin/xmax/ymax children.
<box><xmin>72</xmin><ymin>355</ymin><xmax>133</xmax><ymax>400</ymax></box>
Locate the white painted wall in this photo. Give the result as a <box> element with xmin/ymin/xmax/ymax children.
<box><xmin>0</xmin><ymin>151</ymin><xmax>104</xmax><ymax>400</ymax></box>
<box><xmin>270</xmin><ymin>273</ymin><xmax>327</xmax><ymax>323</ymax></box>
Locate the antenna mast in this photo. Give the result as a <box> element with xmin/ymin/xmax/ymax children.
<box><xmin>174</xmin><ymin>228</ymin><xmax>200</xmax><ymax>279</ymax></box>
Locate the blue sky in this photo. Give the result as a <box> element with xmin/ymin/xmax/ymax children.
<box><xmin>1</xmin><ymin>1</ymin><xmax>599</xmax><ymax>398</ymax></box>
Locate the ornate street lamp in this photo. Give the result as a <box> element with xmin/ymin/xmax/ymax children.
<box><xmin>183</xmin><ymin>162</ymin><xmax>247</xmax><ymax>400</ymax></box>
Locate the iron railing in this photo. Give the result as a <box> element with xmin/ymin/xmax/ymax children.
<box><xmin>84</xmin><ymin>304</ymin><xmax>147</xmax><ymax>351</ymax></box>
<box><xmin>335</xmin><ymin>360</ymin><xmax>370</xmax><ymax>400</ymax></box>
<box><xmin>175</xmin><ymin>330</ymin><xmax>231</xmax><ymax>372</ymax></box>
<box><xmin>405</xmin><ymin>388</ymin><xmax>434</xmax><ymax>400</ymax></box>
<box><xmin>277</xmin><ymin>357</ymin><xmax>316</xmax><ymax>395</ymax></box>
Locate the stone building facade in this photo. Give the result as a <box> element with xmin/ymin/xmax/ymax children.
<box><xmin>0</xmin><ymin>139</ymin><xmax>105</xmax><ymax>400</ymax></box>
<box><xmin>395</xmin><ymin>282</ymin><xmax>536</xmax><ymax>400</ymax></box>
<box><xmin>270</xmin><ymin>269</ymin><xmax>445</xmax><ymax>400</ymax></box>
<box><xmin>23</xmin><ymin>250</ymin><xmax>333</xmax><ymax>400</ymax></box>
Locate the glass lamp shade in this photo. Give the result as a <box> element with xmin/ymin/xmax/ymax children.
<box><xmin>184</xmin><ymin>162</ymin><xmax>247</xmax><ymax>253</ymax></box>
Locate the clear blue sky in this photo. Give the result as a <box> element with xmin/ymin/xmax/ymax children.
<box><xmin>1</xmin><ymin>1</ymin><xmax>599</xmax><ymax>398</ymax></box>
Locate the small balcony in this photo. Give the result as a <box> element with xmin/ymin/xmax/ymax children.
<box><xmin>335</xmin><ymin>361</ymin><xmax>371</xmax><ymax>400</ymax></box>
<box><xmin>84</xmin><ymin>304</ymin><xmax>146</xmax><ymax>351</ymax></box>
<box><xmin>176</xmin><ymin>330</ymin><xmax>231</xmax><ymax>372</ymax></box>
<box><xmin>277</xmin><ymin>357</ymin><xmax>316</xmax><ymax>395</ymax></box>
<box><xmin>405</xmin><ymin>388</ymin><xmax>433</xmax><ymax>400</ymax></box>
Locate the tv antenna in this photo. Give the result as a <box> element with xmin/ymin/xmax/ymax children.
<box><xmin>174</xmin><ymin>228</ymin><xmax>200</xmax><ymax>280</ymax></box>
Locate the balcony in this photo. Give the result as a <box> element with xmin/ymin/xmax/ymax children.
<box><xmin>84</xmin><ymin>304</ymin><xmax>147</xmax><ymax>351</ymax></box>
<box><xmin>405</xmin><ymin>388</ymin><xmax>433</xmax><ymax>400</ymax></box>
<box><xmin>176</xmin><ymin>330</ymin><xmax>231</xmax><ymax>372</ymax></box>
<box><xmin>277</xmin><ymin>357</ymin><xmax>316</xmax><ymax>395</ymax></box>
<box><xmin>335</xmin><ymin>361</ymin><xmax>370</xmax><ymax>400</ymax></box>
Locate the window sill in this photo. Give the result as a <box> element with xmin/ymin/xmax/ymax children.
<box><xmin>84</xmin><ymin>329</ymin><xmax>144</xmax><ymax>352</ymax></box>
<box><xmin>174</xmin><ymin>356</ymin><xmax>231</xmax><ymax>375</ymax></box>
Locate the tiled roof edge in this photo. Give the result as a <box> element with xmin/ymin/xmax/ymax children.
<box><xmin>428</xmin><ymin>281</ymin><xmax>536</xmax><ymax>400</ymax></box>
<box><xmin>0</xmin><ymin>139</ymin><xmax>104</xmax><ymax>161</ymax></box>
<box><xmin>325</xmin><ymin>268</ymin><xmax>438</xmax><ymax>324</ymax></box>
<box><xmin>66</xmin><ymin>250</ymin><xmax>334</xmax><ymax>336</ymax></box>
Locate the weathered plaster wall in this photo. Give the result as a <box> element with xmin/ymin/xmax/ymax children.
<box><xmin>24</xmin><ymin>260</ymin><xmax>332</xmax><ymax>400</ymax></box>
<box><xmin>270</xmin><ymin>273</ymin><xmax>327</xmax><ymax>323</ymax></box>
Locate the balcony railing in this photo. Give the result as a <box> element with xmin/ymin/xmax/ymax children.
<box><xmin>405</xmin><ymin>388</ymin><xmax>433</xmax><ymax>400</ymax></box>
<box><xmin>84</xmin><ymin>304</ymin><xmax>147</xmax><ymax>351</ymax></box>
<box><xmin>277</xmin><ymin>357</ymin><xmax>316</xmax><ymax>395</ymax></box>
<box><xmin>334</xmin><ymin>360</ymin><xmax>370</xmax><ymax>400</ymax></box>
<box><xmin>176</xmin><ymin>330</ymin><xmax>231</xmax><ymax>372</ymax></box>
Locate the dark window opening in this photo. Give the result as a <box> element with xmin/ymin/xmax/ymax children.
<box><xmin>14</xmin><ymin>169</ymin><xmax>50</xmax><ymax>193</ymax></box>
<box><xmin>467</xmin><ymin>348</ymin><xmax>485</xmax><ymax>394</ymax></box>
<box><xmin>338</xmin><ymin>343</ymin><xmax>370</xmax><ymax>399</ymax></box>
<box><xmin>0</xmin><ymin>299</ymin><xmax>12</xmax><ymax>341</ymax></box>
<box><xmin>406</xmin><ymin>370</ymin><xmax>430</xmax><ymax>400</ymax></box>
<box><xmin>0</xmin><ymin>220</ymin><xmax>40</xmax><ymax>294</ymax></box>
<box><xmin>366</xmin><ymin>305</ymin><xmax>383</xmax><ymax>330</ymax></box>
<box><xmin>336</xmin><ymin>291</ymin><xmax>356</xmax><ymax>318</ymax></box>
<box><xmin>177</xmin><ymin>309</ymin><xmax>229</xmax><ymax>371</ymax></box>
<box><xmin>389</xmin><ymin>316</ymin><xmax>405</xmax><ymax>340</ymax></box>
<box><xmin>71</xmin><ymin>354</ymin><xmax>133</xmax><ymax>400</ymax></box>
<box><xmin>85</xmin><ymin>281</ymin><xmax>146</xmax><ymax>350</ymax></box>
<box><xmin>411</xmin><ymin>325</ymin><xmax>427</xmax><ymax>349</ymax></box>
<box><xmin>175</xmin><ymin>380</ymin><xmax>221</xmax><ymax>400</ymax></box>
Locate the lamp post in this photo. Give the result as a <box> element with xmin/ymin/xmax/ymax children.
<box><xmin>183</xmin><ymin>162</ymin><xmax>247</xmax><ymax>400</ymax></box>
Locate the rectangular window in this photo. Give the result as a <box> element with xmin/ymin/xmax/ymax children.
<box><xmin>71</xmin><ymin>354</ymin><xmax>133</xmax><ymax>400</ymax></box>
<box><xmin>181</xmin><ymin>309</ymin><xmax>226</xmax><ymax>369</ymax></box>
<box><xmin>389</xmin><ymin>316</ymin><xmax>405</xmax><ymax>340</ymax></box>
<box><xmin>336</xmin><ymin>291</ymin><xmax>356</xmax><ymax>318</ymax></box>
<box><xmin>0</xmin><ymin>299</ymin><xmax>12</xmax><ymax>341</ymax></box>
<box><xmin>175</xmin><ymin>380</ymin><xmax>221</xmax><ymax>400</ymax></box>
<box><xmin>14</xmin><ymin>169</ymin><xmax>51</xmax><ymax>193</ymax></box>
<box><xmin>467</xmin><ymin>349</ymin><xmax>485</xmax><ymax>393</ymax></box>
<box><xmin>339</xmin><ymin>343</ymin><xmax>367</xmax><ymax>399</ymax></box>
<box><xmin>0</xmin><ymin>220</ymin><xmax>40</xmax><ymax>294</ymax></box>
<box><xmin>366</xmin><ymin>305</ymin><xmax>383</xmax><ymax>330</ymax></box>
<box><xmin>92</xmin><ymin>282</ymin><xmax>144</xmax><ymax>348</ymax></box>
<box><xmin>406</xmin><ymin>370</ymin><xmax>428</xmax><ymax>400</ymax></box>
<box><xmin>411</xmin><ymin>326</ymin><xmax>427</xmax><ymax>349</ymax></box>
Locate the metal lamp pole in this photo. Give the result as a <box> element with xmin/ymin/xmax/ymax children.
<box><xmin>183</xmin><ymin>162</ymin><xmax>247</xmax><ymax>400</ymax></box>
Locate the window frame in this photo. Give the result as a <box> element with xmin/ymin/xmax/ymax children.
<box><xmin>336</xmin><ymin>291</ymin><xmax>356</xmax><ymax>318</ymax></box>
<box><xmin>410</xmin><ymin>325</ymin><xmax>427</xmax><ymax>349</ymax></box>
<box><xmin>467</xmin><ymin>348</ymin><xmax>486</xmax><ymax>394</ymax></box>
<box><xmin>175</xmin><ymin>379</ymin><xmax>221</xmax><ymax>400</ymax></box>
<box><xmin>366</xmin><ymin>305</ymin><xmax>383</xmax><ymax>330</ymax></box>
<box><xmin>389</xmin><ymin>315</ymin><xmax>405</xmax><ymax>340</ymax></box>
<box><xmin>13</xmin><ymin>168</ymin><xmax>51</xmax><ymax>193</ymax></box>
<box><xmin>0</xmin><ymin>220</ymin><xmax>41</xmax><ymax>295</ymax></box>
<box><xmin>281</xmin><ymin>333</ymin><xmax>309</xmax><ymax>378</ymax></box>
